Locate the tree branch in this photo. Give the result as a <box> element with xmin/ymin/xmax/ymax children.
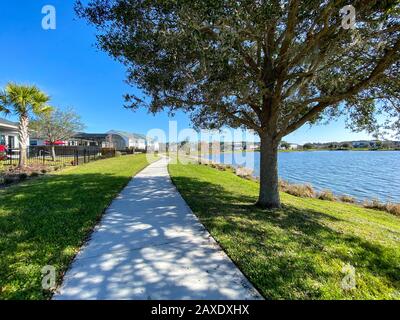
<box><xmin>276</xmin><ymin>38</ymin><xmax>400</xmax><ymax>140</ymax></box>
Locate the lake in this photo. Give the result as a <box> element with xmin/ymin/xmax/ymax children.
<box><xmin>208</xmin><ymin>151</ymin><xmax>400</xmax><ymax>203</ymax></box>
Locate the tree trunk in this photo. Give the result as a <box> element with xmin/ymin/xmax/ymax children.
<box><xmin>18</xmin><ymin>114</ymin><xmax>29</xmax><ymax>168</ymax></box>
<box><xmin>256</xmin><ymin>133</ymin><xmax>281</xmax><ymax>209</ymax></box>
<box><xmin>51</xmin><ymin>145</ymin><xmax>56</xmax><ymax>161</ymax></box>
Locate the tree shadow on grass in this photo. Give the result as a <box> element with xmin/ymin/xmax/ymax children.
<box><xmin>0</xmin><ymin>172</ymin><xmax>133</xmax><ymax>299</ymax></box>
<box><xmin>1</xmin><ymin>171</ymin><xmax>262</xmax><ymax>301</ymax></box>
<box><xmin>1</xmin><ymin>169</ymin><xmax>399</xmax><ymax>300</ymax></box>
<box><xmin>170</xmin><ymin>175</ymin><xmax>400</xmax><ymax>299</ymax></box>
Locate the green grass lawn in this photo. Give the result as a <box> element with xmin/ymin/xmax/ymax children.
<box><xmin>168</xmin><ymin>162</ymin><xmax>400</xmax><ymax>300</ymax></box>
<box><xmin>0</xmin><ymin>154</ymin><xmax>156</xmax><ymax>300</ymax></box>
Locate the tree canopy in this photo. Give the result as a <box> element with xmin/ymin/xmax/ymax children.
<box><xmin>31</xmin><ymin>108</ymin><xmax>85</xmax><ymax>145</ymax></box>
<box><xmin>76</xmin><ymin>0</ymin><xmax>400</xmax><ymax>208</ymax></box>
<box><xmin>77</xmin><ymin>0</ymin><xmax>400</xmax><ymax>139</ymax></box>
<box><xmin>0</xmin><ymin>83</ymin><xmax>51</xmax><ymax>117</ymax></box>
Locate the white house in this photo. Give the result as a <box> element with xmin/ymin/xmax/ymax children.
<box><xmin>106</xmin><ymin>130</ymin><xmax>148</xmax><ymax>151</ymax></box>
<box><xmin>67</xmin><ymin>130</ymin><xmax>158</xmax><ymax>151</ymax></box>
<box><xmin>289</xmin><ymin>143</ymin><xmax>300</xmax><ymax>150</ymax></box>
<box><xmin>29</xmin><ymin>127</ymin><xmax>159</xmax><ymax>152</ymax></box>
<box><xmin>0</xmin><ymin>117</ymin><xmax>19</xmax><ymax>149</ymax></box>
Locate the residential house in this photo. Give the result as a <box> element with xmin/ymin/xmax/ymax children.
<box><xmin>106</xmin><ymin>130</ymin><xmax>147</xmax><ymax>151</ymax></box>
<box><xmin>247</xmin><ymin>142</ymin><xmax>260</xmax><ymax>150</ymax></box>
<box><xmin>69</xmin><ymin>133</ymin><xmax>110</xmax><ymax>147</ymax></box>
<box><xmin>70</xmin><ymin>130</ymin><xmax>158</xmax><ymax>151</ymax></box>
<box><xmin>289</xmin><ymin>143</ymin><xmax>300</xmax><ymax>150</ymax></box>
<box><xmin>352</xmin><ymin>140</ymin><xmax>369</xmax><ymax>148</ymax></box>
<box><xmin>352</xmin><ymin>140</ymin><xmax>376</xmax><ymax>148</ymax></box>
<box><xmin>0</xmin><ymin>117</ymin><xmax>19</xmax><ymax>149</ymax></box>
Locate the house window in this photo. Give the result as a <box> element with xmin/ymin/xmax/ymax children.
<box><xmin>8</xmin><ymin>136</ymin><xmax>15</xmax><ymax>149</ymax></box>
<box><xmin>0</xmin><ymin>135</ymin><xmax>5</xmax><ymax>145</ymax></box>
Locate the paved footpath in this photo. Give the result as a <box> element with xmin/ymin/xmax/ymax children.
<box><xmin>54</xmin><ymin>157</ymin><xmax>262</xmax><ymax>300</ymax></box>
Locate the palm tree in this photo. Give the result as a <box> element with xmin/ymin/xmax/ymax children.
<box><xmin>0</xmin><ymin>83</ymin><xmax>52</xmax><ymax>167</ymax></box>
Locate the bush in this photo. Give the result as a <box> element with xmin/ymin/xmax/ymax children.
<box><xmin>235</xmin><ymin>166</ymin><xmax>254</xmax><ymax>178</ymax></box>
<box><xmin>317</xmin><ymin>190</ymin><xmax>336</xmax><ymax>201</ymax></box>
<box><xmin>101</xmin><ymin>147</ymin><xmax>117</xmax><ymax>158</ymax></box>
<box><xmin>19</xmin><ymin>173</ymin><xmax>28</xmax><ymax>180</ymax></box>
<box><xmin>363</xmin><ymin>199</ymin><xmax>384</xmax><ymax>210</ymax></box>
<box><xmin>115</xmin><ymin>151</ymin><xmax>122</xmax><ymax>157</ymax></box>
<box><xmin>215</xmin><ymin>164</ymin><xmax>226</xmax><ymax>171</ymax></box>
<box><xmin>386</xmin><ymin>203</ymin><xmax>400</xmax><ymax>216</ymax></box>
<box><xmin>4</xmin><ymin>176</ymin><xmax>17</xmax><ymax>185</ymax></box>
<box><xmin>339</xmin><ymin>195</ymin><xmax>356</xmax><ymax>203</ymax></box>
<box><xmin>30</xmin><ymin>172</ymin><xmax>40</xmax><ymax>177</ymax></box>
<box><xmin>363</xmin><ymin>199</ymin><xmax>400</xmax><ymax>216</ymax></box>
<box><xmin>279</xmin><ymin>180</ymin><xmax>315</xmax><ymax>198</ymax></box>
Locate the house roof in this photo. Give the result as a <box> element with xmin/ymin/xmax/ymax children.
<box><xmin>72</xmin><ymin>133</ymin><xmax>109</xmax><ymax>140</ymax></box>
<box><xmin>69</xmin><ymin>130</ymin><xmax>150</xmax><ymax>142</ymax></box>
<box><xmin>107</xmin><ymin>130</ymin><xmax>147</xmax><ymax>141</ymax></box>
<box><xmin>0</xmin><ymin>117</ymin><xmax>18</xmax><ymax>128</ymax></box>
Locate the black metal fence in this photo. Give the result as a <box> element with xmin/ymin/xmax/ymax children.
<box><xmin>4</xmin><ymin>146</ymin><xmax>116</xmax><ymax>167</ymax></box>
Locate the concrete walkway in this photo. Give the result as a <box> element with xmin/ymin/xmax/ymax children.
<box><xmin>54</xmin><ymin>157</ymin><xmax>262</xmax><ymax>300</ymax></box>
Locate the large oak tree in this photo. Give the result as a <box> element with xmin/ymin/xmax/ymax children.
<box><xmin>76</xmin><ymin>0</ymin><xmax>400</xmax><ymax>208</ymax></box>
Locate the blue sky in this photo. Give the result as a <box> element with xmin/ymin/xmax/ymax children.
<box><xmin>0</xmin><ymin>0</ymin><xmax>374</xmax><ymax>144</ymax></box>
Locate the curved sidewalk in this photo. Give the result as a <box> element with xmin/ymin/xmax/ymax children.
<box><xmin>54</xmin><ymin>157</ymin><xmax>262</xmax><ymax>300</ymax></box>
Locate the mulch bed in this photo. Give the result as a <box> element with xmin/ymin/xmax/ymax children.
<box><xmin>0</xmin><ymin>164</ymin><xmax>63</xmax><ymax>187</ymax></box>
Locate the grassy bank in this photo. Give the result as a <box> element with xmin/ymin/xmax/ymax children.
<box><xmin>168</xmin><ymin>161</ymin><xmax>400</xmax><ymax>299</ymax></box>
<box><xmin>0</xmin><ymin>154</ymin><xmax>156</xmax><ymax>300</ymax></box>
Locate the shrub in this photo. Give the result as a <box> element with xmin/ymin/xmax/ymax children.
<box><xmin>363</xmin><ymin>199</ymin><xmax>384</xmax><ymax>210</ymax></box>
<box><xmin>115</xmin><ymin>151</ymin><xmax>122</xmax><ymax>157</ymax></box>
<box><xmin>19</xmin><ymin>173</ymin><xmax>28</xmax><ymax>180</ymax></box>
<box><xmin>339</xmin><ymin>195</ymin><xmax>356</xmax><ymax>203</ymax></box>
<box><xmin>386</xmin><ymin>203</ymin><xmax>400</xmax><ymax>216</ymax></box>
<box><xmin>279</xmin><ymin>180</ymin><xmax>315</xmax><ymax>198</ymax></box>
<box><xmin>30</xmin><ymin>172</ymin><xmax>40</xmax><ymax>177</ymax></box>
<box><xmin>235</xmin><ymin>166</ymin><xmax>254</xmax><ymax>178</ymax></box>
<box><xmin>4</xmin><ymin>176</ymin><xmax>17</xmax><ymax>184</ymax></box>
<box><xmin>317</xmin><ymin>190</ymin><xmax>336</xmax><ymax>201</ymax></box>
<box><xmin>363</xmin><ymin>199</ymin><xmax>400</xmax><ymax>216</ymax></box>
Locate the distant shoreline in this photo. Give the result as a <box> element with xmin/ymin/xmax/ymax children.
<box><xmin>214</xmin><ymin>148</ymin><xmax>400</xmax><ymax>154</ymax></box>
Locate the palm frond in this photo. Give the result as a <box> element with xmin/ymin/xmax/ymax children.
<box><xmin>33</xmin><ymin>104</ymin><xmax>53</xmax><ymax>115</ymax></box>
<box><xmin>4</xmin><ymin>83</ymin><xmax>50</xmax><ymax>116</ymax></box>
<box><xmin>0</xmin><ymin>89</ymin><xmax>11</xmax><ymax>115</ymax></box>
